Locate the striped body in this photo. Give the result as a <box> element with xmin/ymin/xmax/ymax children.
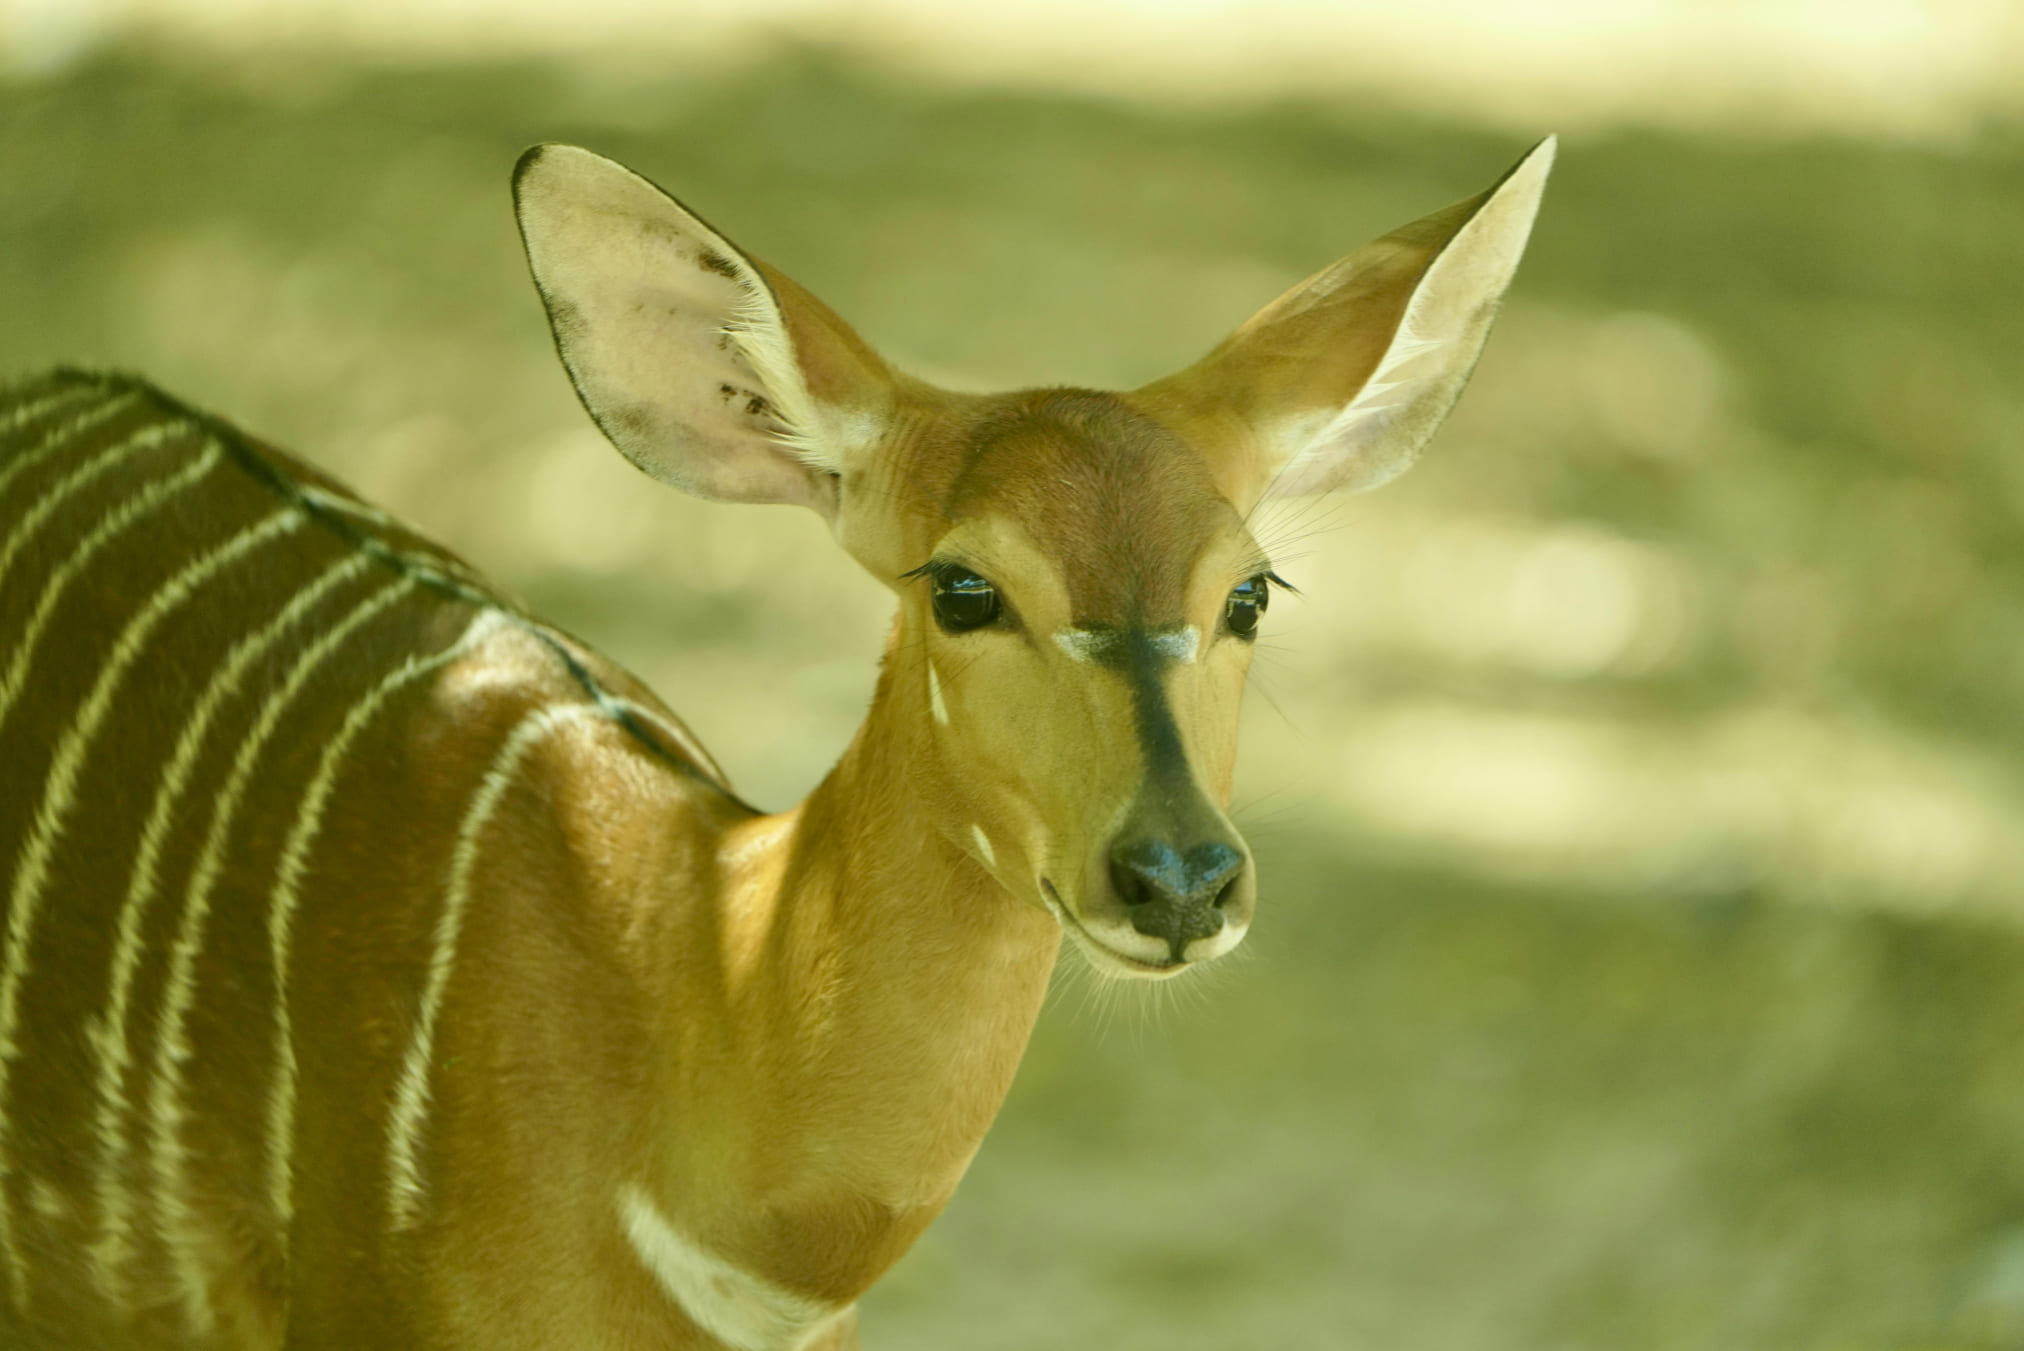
<box><xmin>0</xmin><ymin>137</ymin><xmax>1552</xmax><ymax>1350</ymax></box>
<box><xmin>0</xmin><ymin>371</ymin><xmax>754</xmax><ymax>1348</ymax></box>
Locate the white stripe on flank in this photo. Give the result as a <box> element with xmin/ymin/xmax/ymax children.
<box><xmin>145</xmin><ymin>573</ymin><xmax>418</xmax><ymax>1337</ymax></box>
<box><xmin>0</xmin><ymin>445</ymin><xmax>224</xmax><ymax>736</ymax></box>
<box><xmin>0</xmin><ymin>387</ymin><xmax>142</xmax><ymax>504</ymax></box>
<box><xmin>0</xmin><ymin>413</ymin><xmax>190</xmax><ymax>601</ymax></box>
<box><xmin>85</xmin><ymin>549</ymin><xmax>370</xmax><ymax>1299</ymax></box>
<box><xmin>0</xmin><ymin>503</ymin><xmax>305</xmax><ymax>1313</ymax></box>
<box><xmin>264</xmin><ymin>606</ymin><xmax>506</xmax><ymax>1227</ymax></box>
<box><xmin>384</xmin><ymin>700</ymin><xmax>607</xmax><ymax>1233</ymax></box>
<box><xmin>0</xmin><ymin>382</ymin><xmax>99</xmax><ymax>443</ymax></box>
<box><xmin>617</xmin><ymin>1184</ymin><xmax>841</xmax><ymax>1351</ymax></box>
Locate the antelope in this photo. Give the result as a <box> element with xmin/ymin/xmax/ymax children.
<box><xmin>0</xmin><ymin>135</ymin><xmax>1552</xmax><ymax>1349</ymax></box>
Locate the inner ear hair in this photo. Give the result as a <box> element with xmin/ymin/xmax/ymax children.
<box><xmin>1134</xmin><ymin>136</ymin><xmax>1555</xmax><ymax>513</ymax></box>
<box><xmin>512</xmin><ymin>144</ymin><xmax>897</xmax><ymax>516</ymax></box>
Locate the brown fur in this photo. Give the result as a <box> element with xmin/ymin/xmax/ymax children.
<box><xmin>0</xmin><ymin>137</ymin><xmax>1546</xmax><ymax>1351</ymax></box>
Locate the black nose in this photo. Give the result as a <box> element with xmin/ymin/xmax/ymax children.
<box><xmin>1108</xmin><ymin>839</ymin><xmax>1244</xmax><ymax>962</ymax></box>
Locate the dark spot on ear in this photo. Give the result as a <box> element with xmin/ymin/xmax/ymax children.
<box><xmin>715</xmin><ymin>332</ymin><xmax>735</xmax><ymax>353</ymax></box>
<box><xmin>511</xmin><ymin>144</ymin><xmax>548</xmax><ymax>190</ymax></box>
<box><xmin>698</xmin><ymin>251</ymin><xmax>740</xmax><ymax>280</ymax></box>
<box><xmin>745</xmin><ymin>395</ymin><xmax>772</xmax><ymax>418</ymax></box>
<box><xmin>718</xmin><ymin>383</ymin><xmax>738</xmax><ymax>404</ymax></box>
<box><xmin>639</xmin><ymin>218</ymin><xmax>686</xmax><ymax>249</ymax></box>
<box><xmin>606</xmin><ymin>401</ymin><xmax>658</xmax><ymax>441</ymax></box>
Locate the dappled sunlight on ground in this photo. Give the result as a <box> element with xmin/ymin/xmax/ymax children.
<box><xmin>6</xmin><ymin>0</ymin><xmax>2022</xmax><ymax>141</ymax></box>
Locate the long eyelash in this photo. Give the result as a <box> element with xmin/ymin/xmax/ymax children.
<box><xmin>912</xmin><ymin>559</ymin><xmax>1285</xmax><ymax>600</ymax></box>
<box><xmin>1233</xmin><ymin>564</ymin><xmax>1298</xmax><ymax>596</ymax></box>
<box><xmin>903</xmin><ymin>558</ymin><xmax>986</xmax><ymax>588</ymax></box>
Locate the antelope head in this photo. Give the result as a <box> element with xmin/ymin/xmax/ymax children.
<box><xmin>513</xmin><ymin>139</ymin><xmax>1553</xmax><ymax>980</ymax></box>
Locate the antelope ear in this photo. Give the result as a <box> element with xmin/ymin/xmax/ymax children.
<box><xmin>1136</xmin><ymin>137</ymin><xmax>1555</xmax><ymax>513</ymax></box>
<box><xmin>513</xmin><ymin>143</ymin><xmax>895</xmax><ymax>517</ymax></box>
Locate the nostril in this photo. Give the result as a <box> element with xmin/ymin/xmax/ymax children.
<box><xmin>1110</xmin><ymin>835</ymin><xmax>1243</xmax><ymax>959</ymax></box>
<box><xmin>1111</xmin><ymin>838</ymin><xmax>1244</xmax><ymax>914</ymax></box>
<box><xmin>1111</xmin><ymin>839</ymin><xmax>1186</xmax><ymax>910</ymax></box>
<box><xmin>1109</xmin><ymin>856</ymin><xmax>1156</xmax><ymax>907</ymax></box>
<box><xmin>1188</xmin><ymin>843</ymin><xmax>1243</xmax><ymax>905</ymax></box>
<box><xmin>1212</xmin><ymin>873</ymin><xmax>1242</xmax><ymax>909</ymax></box>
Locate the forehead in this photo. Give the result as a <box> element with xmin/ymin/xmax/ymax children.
<box><xmin>941</xmin><ymin>390</ymin><xmax>1239</xmax><ymax>623</ymax></box>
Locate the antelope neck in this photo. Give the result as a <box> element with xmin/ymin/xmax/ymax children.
<box><xmin>643</xmin><ymin>643</ymin><xmax>1060</xmax><ymax>1300</ymax></box>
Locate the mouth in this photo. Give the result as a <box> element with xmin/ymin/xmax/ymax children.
<box><xmin>1039</xmin><ymin>878</ymin><xmax>1185</xmax><ymax>979</ymax></box>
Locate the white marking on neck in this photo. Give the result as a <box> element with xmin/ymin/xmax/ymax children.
<box><xmin>618</xmin><ymin>1185</ymin><xmax>841</xmax><ymax>1351</ymax></box>
<box><xmin>265</xmin><ymin>607</ymin><xmax>507</xmax><ymax>1230</ymax></box>
<box><xmin>385</xmin><ymin>700</ymin><xmax>609</xmax><ymax>1232</ymax></box>
<box><xmin>0</xmin><ymin>501</ymin><xmax>303</xmax><ymax>1314</ymax></box>
<box><xmin>969</xmin><ymin>824</ymin><xmax>997</xmax><ymax>868</ymax></box>
<box><xmin>927</xmin><ymin>661</ymin><xmax>949</xmax><ymax>725</ymax></box>
<box><xmin>1147</xmin><ymin>626</ymin><xmax>1201</xmax><ymax>663</ymax></box>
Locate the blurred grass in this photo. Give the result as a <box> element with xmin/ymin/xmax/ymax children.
<box><xmin>917</xmin><ymin>837</ymin><xmax>2024</xmax><ymax>1351</ymax></box>
<box><xmin>5</xmin><ymin>40</ymin><xmax>2024</xmax><ymax>1348</ymax></box>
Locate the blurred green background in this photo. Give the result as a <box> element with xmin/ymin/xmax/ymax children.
<box><xmin>5</xmin><ymin>8</ymin><xmax>2024</xmax><ymax>1347</ymax></box>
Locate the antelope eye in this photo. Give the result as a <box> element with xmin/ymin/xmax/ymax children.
<box><xmin>931</xmin><ymin>566</ymin><xmax>1001</xmax><ymax>633</ymax></box>
<box><xmin>1225</xmin><ymin>575</ymin><xmax>1269</xmax><ymax>639</ymax></box>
